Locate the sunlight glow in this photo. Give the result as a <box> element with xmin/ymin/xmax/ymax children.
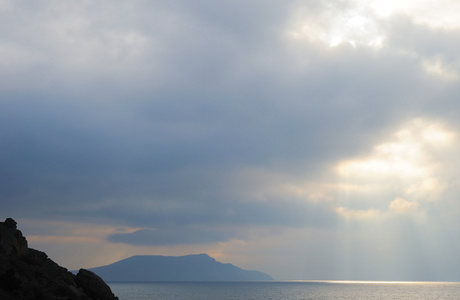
<box><xmin>338</xmin><ymin>119</ymin><xmax>454</xmax><ymax>180</ymax></box>
<box><xmin>404</xmin><ymin>178</ymin><xmax>446</xmax><ymax>201</ymax></box>
<box><xmin>368</xmin><ymin>0</ymin><xmax>460</xmax><ymax>28</ymax></box>
<box><xmin>288</xmin><ymin>0</ymin><xmax>460</xmax><ymax>48</ymax></box>
<box><xmin>336</xmin><ymin>207</ymin><xmax>380</xmax><ymax>220</ymax></box>
<box><xmin>339</xmin><ymin>158</ymin><xmax>426</xmax><ymax>178</ymax></box>
<box><xmin>388</xmin><ymin>197</ymin><xmax>419</xmax><ymax>214</ymax></box>
<box><xmin>335</xmin><ymin>119</ymin><xmax>454</xmax><ymax>219</ymax></box>
<box><xmin>294</xmin><ymin>9</ymin><xmax>383</xmax><ymax>48</ymax></box>
<box><xmin>317</xmin><ymin>280</ymin><xmax>457</xmax><ymax>284</ymax></box>
<box><xmin>422</xmin><ymin>124</ymin><xmax>455</xmax><ymax>143</ymax></box>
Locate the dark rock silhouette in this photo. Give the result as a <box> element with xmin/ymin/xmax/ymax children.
<box><xmin>0</xmin><ymin>218</ymin><xmax>118</xmax><ymax>300</ymax></box>
<box><xmin>75</xmin><ymin>269</ymin><xmax>119</xmax><ymax>300</ymax></box>
<box><xmin>86</xmin><ymin>254</ymin><xmax>273</xmax><ymax>281</ymax></box>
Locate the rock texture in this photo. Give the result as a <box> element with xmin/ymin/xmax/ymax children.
<box><xmin>75</xmin><ymin>269</ymin><xmax>119</xmax><ymax>300</ymax></box>
<box><xmin>0</xmin><ymin>218</ymin><xmax>118</xmax><ymax>300</ymax></box>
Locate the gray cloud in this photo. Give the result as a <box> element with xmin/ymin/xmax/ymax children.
<box><xmin>2</xmin><ymin>5</ymin><xmax>457</xmax><ymax>218</ymax></box>
<box><xmin>108</xmin><ymin>227</ymin><xmax>238</xmax><ymax>246</ymax></box>
<box><xmin>3</xmin><ymin>0</ymin><xmax>460</xmax><ymax>280</ymax></box>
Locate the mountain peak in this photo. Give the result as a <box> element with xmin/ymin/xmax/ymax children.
<box><xmin>87</xmin><ymin>254</ymin><xmax>273</xmax><ymax>282</ymax></box>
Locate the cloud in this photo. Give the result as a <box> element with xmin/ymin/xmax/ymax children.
<box><xmin>336</xmin><ymin>207</ymin><xmax>381</xmax><ymax>220</ymax></box>
<box><xmin>404</xmin><ymin>178</ymin><xmax>446</xmax><ymax>201</ymax></box>
<box><xmin>108</xmin><ymin>227</ymin><xmax>238</xmax><ymax>246</ymax></box>
<box><xmin>388</xmin><ymin>197</ymin><xmax>419</xmax><ymax>214</ymax></box>
<box><xmin>3</xmin><ymin>0</ymin><xmax>460</xmax><ymax>280</ymax></box>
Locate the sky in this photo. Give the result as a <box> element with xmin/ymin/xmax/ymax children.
<box><xmin>2</xmin><ymin>0</ymin><xmax>460</xmax><ymax>281</ymax></box>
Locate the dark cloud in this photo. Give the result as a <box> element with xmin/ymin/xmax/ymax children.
<box><xmin>108</xmin><ymin>227</ymin><xmax>238</xmax><ymax>246</ymax></box>
<box><xmin>0</xmin><ymin>10</ymin><xmax>451</xmax><ymax>218</ymax></box>
<box><xmin>2</xmin><ymin>2</ymin><xmax>460</xmax><ymax>281</ymax></box>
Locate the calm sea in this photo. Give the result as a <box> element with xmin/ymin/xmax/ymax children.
<box><xmin>109</xmin><ymin>281</ymin><xmax>460</xmax><ymax>300</ymax></box>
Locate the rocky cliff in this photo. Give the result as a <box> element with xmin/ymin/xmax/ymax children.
<box><xmin>0</xmin><ymin>218</ymin><xmax>118</xmax><ymax>300</ymax></box>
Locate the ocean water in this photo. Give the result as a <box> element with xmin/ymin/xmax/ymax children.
<box><xmin>109</xmin><ymin>281</ymin><xmax>460</xmax><ymax>300</ymax></box>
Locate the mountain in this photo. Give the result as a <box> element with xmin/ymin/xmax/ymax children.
<box><xmin>86</xmin><ymin>254</ymin><xmax>273</xmax><ymax>282</ymax></box>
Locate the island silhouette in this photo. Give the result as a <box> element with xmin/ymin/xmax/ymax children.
<box><xmin>82</xmin><ymin>254</ymin><xmax>273</xmax><ymax>282</ymax></box>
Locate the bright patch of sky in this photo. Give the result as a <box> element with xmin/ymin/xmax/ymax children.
<box><xmin>289</xmin><ymin>0</ymin><xmax>460</xmax><ymax>47</ymax></box>
<box><xmin>336</xmin><ymin>119</ymin><xmax>454</xmax><ymax>218</ymax></box>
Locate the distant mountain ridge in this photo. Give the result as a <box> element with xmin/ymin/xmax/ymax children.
<box><xmin>85</xmin><ymin>254</ymin><xmax>273</xmax><ymax>282</ymax></box>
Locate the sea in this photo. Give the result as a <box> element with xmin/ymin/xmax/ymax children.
<box><xmin>108</xmin><ymin>281</ymin><xmax>460</xmax><ymax>300</ymax></box>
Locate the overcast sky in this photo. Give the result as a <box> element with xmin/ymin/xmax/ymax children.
<box><xmin>2</xmin><ymin>0</ymin><xmax>460</xmax><ymax>281</ymax></box>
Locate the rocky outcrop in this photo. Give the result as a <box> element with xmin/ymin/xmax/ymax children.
<box><xmin>0</xmin><ymin>218</ymin><xmax>118</xmax><ymax>300</ymax></box>
<box><xmin>75</xmin><ymin>269</ymin><xmax>119</xmax><ymax>300</ymax></box>
<box><xmin>0</xmin><ymin>218</ymin><xmax>28</xmax><ymax>257</ymax></box>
